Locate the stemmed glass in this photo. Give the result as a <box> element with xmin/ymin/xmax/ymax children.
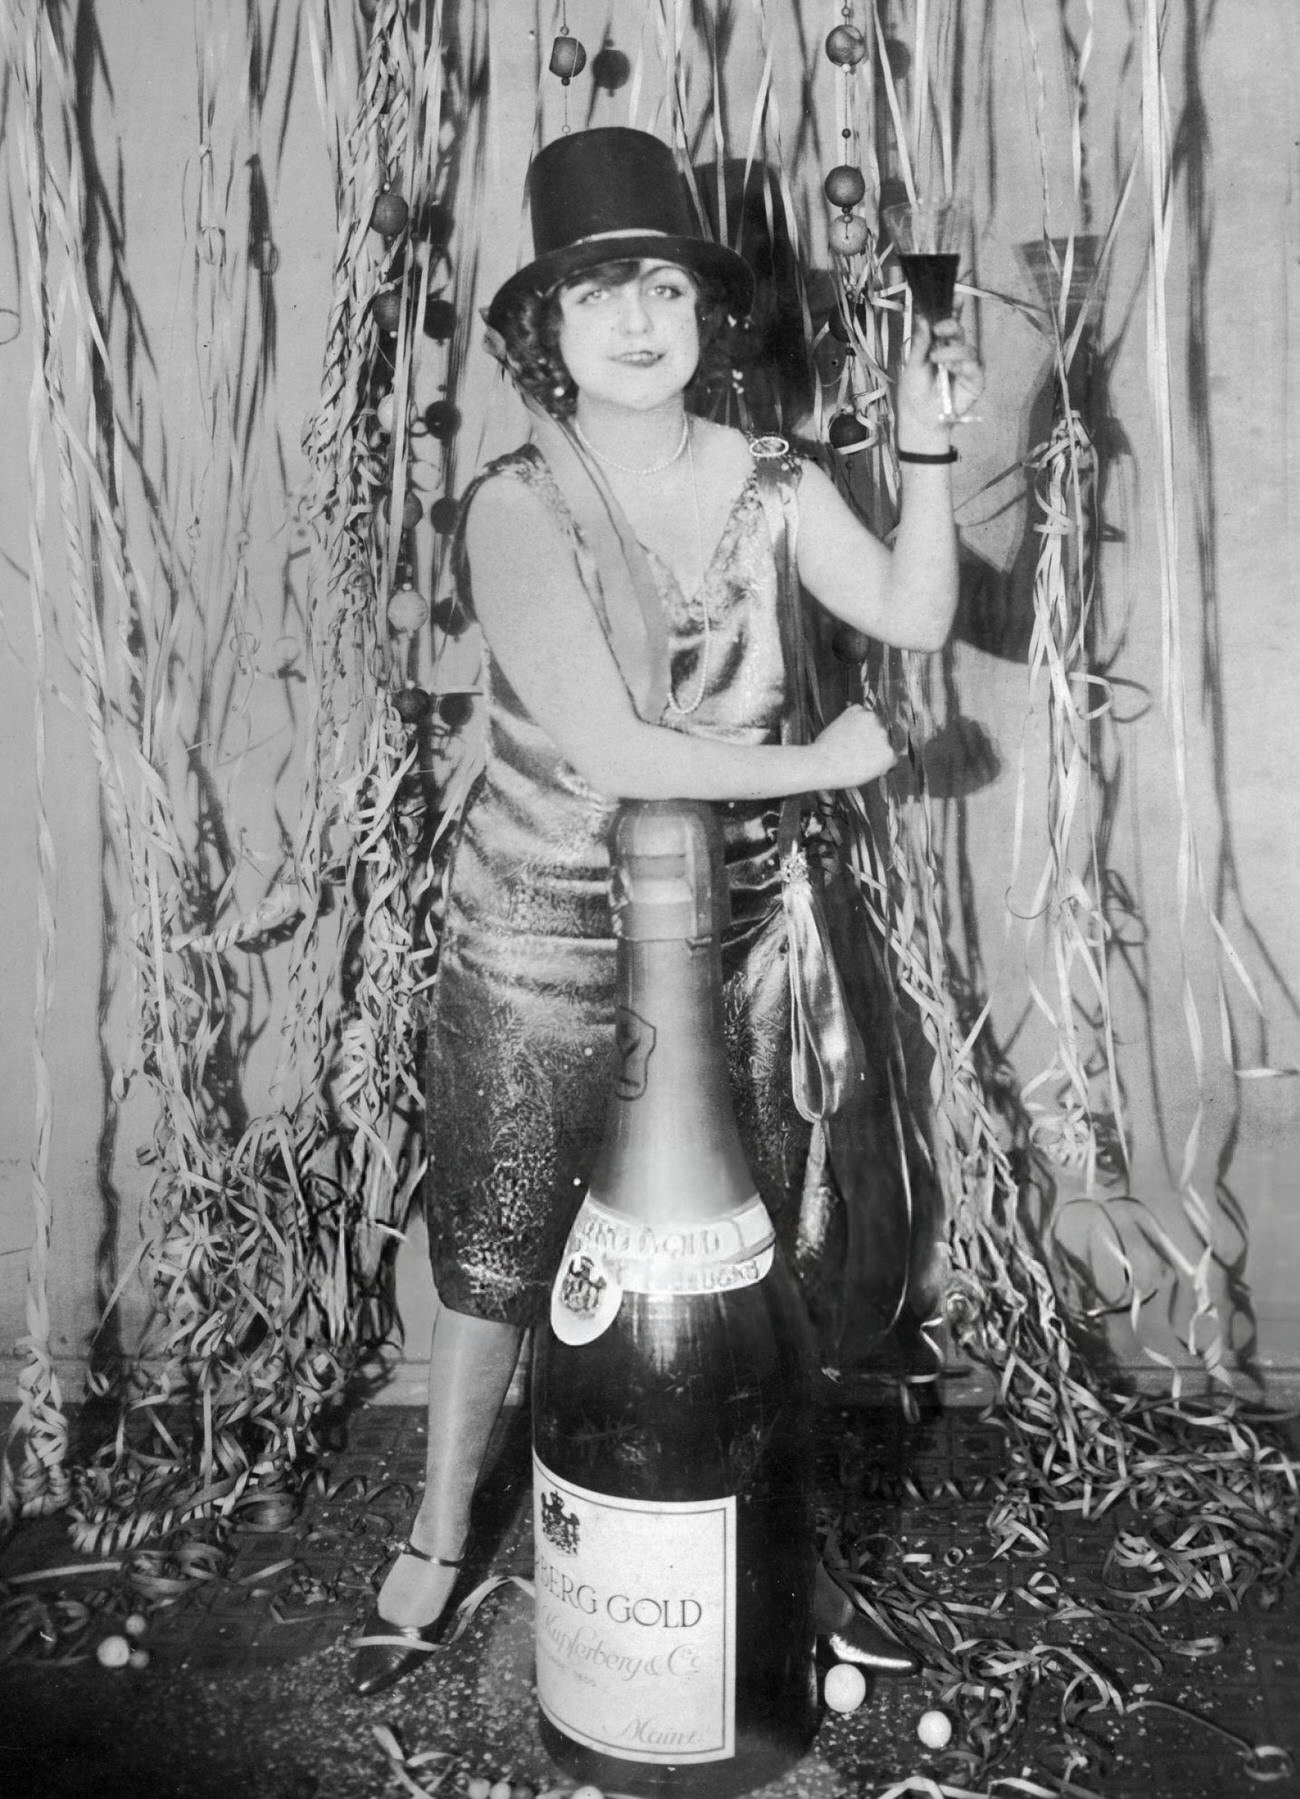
<box><xmin>882</xmin><ymin>198</ymin><xmax>971</xmax><ymax>424</ymax></box>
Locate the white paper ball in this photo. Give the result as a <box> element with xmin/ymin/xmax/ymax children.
<box><xmin>823</xmin><ymin>1661</ymin><xmax>868</xmax><ymax>1712</ymax></box>
<box><xmin>918</xmin><ymin>1707</ymin><xmax>953</xmax><ymax>1748</ymax></box>
<box><xmin>96</xmin><ymin>1634</ymin><xmax>131</xmax><ymax>1668</ymax></box>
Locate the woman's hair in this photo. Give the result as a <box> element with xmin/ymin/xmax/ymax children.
<box><xmin>493</xmin><ymin>258</ymin><xmax>739</xmax><ymax>418</ymax></box>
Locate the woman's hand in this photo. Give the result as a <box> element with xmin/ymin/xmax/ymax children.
<box><xmin>895</xmin><ymin>315</ymin><xmax>984</xmax><ymax>444</ymax></box>
<box><xmin>808</xmin><ymin>703</ymin><xmax>898</xmax><ymax>790</ymax></box>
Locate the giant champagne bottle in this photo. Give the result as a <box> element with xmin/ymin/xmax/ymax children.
<box><xmin>532</xmin><ymin>800</ymin><xmax>818</xmax><ymax>1798</ymax></box>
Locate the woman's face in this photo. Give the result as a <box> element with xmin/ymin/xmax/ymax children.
<box><xmin>556</xmin><ymin>259</ymin><xmax>701</xmax><ymax>413</ymax></box>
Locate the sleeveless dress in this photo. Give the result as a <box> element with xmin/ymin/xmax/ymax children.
<box><xmin>424</xmin><ymin>441</ymin><xmax>829</xmax><ymax>1327</ymax></box>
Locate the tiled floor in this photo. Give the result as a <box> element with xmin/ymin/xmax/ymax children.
<box><xmin>2</xmin><ymin>1397</ymin><xmax>1298</xmax><ymax>1798</ymax></box>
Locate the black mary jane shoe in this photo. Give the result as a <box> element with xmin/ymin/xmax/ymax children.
<box><xmin>815</xmin><ymin>1564</ymin><xmax>920</xmax><ymax>1677</ymax></box>
<box><xmin>351</xmin><ymin>1542</ymin><xmax>465</xmax><ymax>1698</ymax></box>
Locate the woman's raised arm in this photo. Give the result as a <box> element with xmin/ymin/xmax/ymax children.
<box><xmin>796</xmin><ymin>316</ymin><xmax>983</xmax><ymax>653</ymax></box>
<box><xmin>466</xmin><ymin>476</ymin><xmax>897</xmax><ymax>802</ymax></box>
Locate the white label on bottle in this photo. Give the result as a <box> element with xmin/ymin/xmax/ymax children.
<box><xmin>533</xmin><ymin>1453</ymin><xmax>736</xmax><ymax>1764</ymax></box>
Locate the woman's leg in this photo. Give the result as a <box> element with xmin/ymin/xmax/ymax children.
<box><xmin>376</xmin><ymin>1303</ymin><xmax>524</xmax><ymax>1625</ymax></box>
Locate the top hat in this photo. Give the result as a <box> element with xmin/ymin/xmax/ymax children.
<box><xmin>486</xmin><ymin>128</ymin><xmax>754</xmax><ymax>335</ymax></box>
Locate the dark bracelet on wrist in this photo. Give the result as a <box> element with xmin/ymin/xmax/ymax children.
<box><xmin>897</xmin><ymin>446</ymin><xmax>958</xmax><ymax>464</ymax></box>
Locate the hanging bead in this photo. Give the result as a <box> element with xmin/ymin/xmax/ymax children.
<box><xmin>825</xmin><ymin>24</ymin><xmax>868</xmax><ymax>66</ymax></box>
<box><xmin>824</xmin><ymin>165</ymin><xmax>866</xmax><ymax>209</ymax></box>
<box><xmin>370</xmin><ymin>191</ymin><xmax>409</xmax><ymax>237</ymax></box>
<box><xmin>431</xmin><ymin>595</ymin><xmax>467</xmax><ymax>638</ymax></box>
<box><xmin>393</xmin><ymin>687</ymin><xmax>433</xmax><ymax>725</ymax></box>
<box><xmin>421</xmin><ymin>200</ymin><xmax>454</xmax><ymax>250</ymax></box>
<box><xmin>591</xmin><ymin>43</ymin><xmax>631</xmax><ymax>92</ymax></box>
<box><xmin>428</xmin><ymin>496</ymin><xmax>461</xmax><ymax>535</ymax></box>
<box><xmin>549</xmin><ymin>34</ymin><xmax>587</xmax><ymax>83</ymax></box>
<box><xmin>829</xmin><ymin>212</ymin><xmax>871</xmax><ymax>257</ymax></box>
<box><xmin>423</xmin><ymin>399</ymin><xmax>461</xmax><ymax>441</ymax></box>
<box><xmin>379</xmin><ymin>488</ymin><xmax>423</xmax><ymax>532</ymax></box>
<box><xmin>372</xmin><ymin>288</ymin><xmax>404</xmax><ymax>333</ymax></box>
<box><xmin>436</xmin><ymin>692</ymin><xmax>475</xmax><ymax>729</ymax></box>
<box><xmin>387</xmin><ymin>586</ymin><xmax>430</xmax><ymax>634</ymax></box>
<box><xmin>825</xmin><ymin>297</ymin><xmax>867</xmax><ymax>344</ymax></box>
<box><xmin>828</xmin><ymin>410</ymin><xmax>871</xmax><ymax>451</ymax></box>
<box><xmin>423</xmin><ymin>296</ymin><xmax>457</xmax><ymax>341</ymax></box>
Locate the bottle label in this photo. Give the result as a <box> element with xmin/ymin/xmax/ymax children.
<box><xmin>550</xmin><ymin>1195</ymin><xmax>775</xmax><ymax>1346</ymax></box>
<box><xmin>533</xmin><ymin>1454</ymin><xmax>736</xmax><ymax>1764</ymax></box>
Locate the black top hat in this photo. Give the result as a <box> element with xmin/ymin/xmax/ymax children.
<box><xmin>486</xmin><ymin>127</ymin><xmax>754</xmax><ymax>335</ymax></box>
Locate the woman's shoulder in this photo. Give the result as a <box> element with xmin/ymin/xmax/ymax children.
<box><xmin>690</xmin><ymin>416</ymin><xmax>809</xmax><ymax>489</ymax></box>
<box><xmin>690</xmin><ymin>416</ymin><xmax>755</xmax><ymax>482</ymax></box>
<box><xmin>463</xmin><ymin>443</ymin><xmax>564</xmax><ymax>528</ymax></box>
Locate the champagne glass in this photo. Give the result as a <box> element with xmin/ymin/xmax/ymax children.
<box><xmin>882</xmin><ymin>197</ymin><xmax>971</xmax><ymax>424</ymax></box>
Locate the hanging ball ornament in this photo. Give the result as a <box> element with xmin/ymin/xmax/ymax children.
<box><xmin>829</xmin><ymin>212</ymin><xmax>871</xmax><ymax>257</ymax></box>
<box><xmin>387</xmin><ymin>586</ymin><xmax>430</xmax><ymax>634</ymax></box>
<box><xmin>825</xmin><ymin>24</ymin><xmax>868</xmax><ymax>66</ymax></box>
<box><xmin>436</xmin><ymin>691</ymin><xmax>475</xmax><ymax>729</ymax></box>
<box><xmin>828</xmin><ymin>409</ymin><xmax>871</xmax><ymax>451</ymax></box>
<box><xmin>428</xmin><ymin>496</ymin><xmax>461</xmax><ymax>535</ymax></box>
<box><xmin>825</xmin><ymin>298</ymin><xmax>866</xmax><ymax>344</ymax></box>
<box><xmin>370</xmin><ymin>190</ymin><xmax>409</xmax><ymax>237</ymax></box>
<box><xmin>824</xmin><ymin>164</ymin><xmax>867</xmax><ymax>209</ymax></box>
<box><xmin>549</xmin><ymin>34</ymin><xmax>588</xmax><ymax>84</ymax></box>
<box><xmin>372</xmin><ymin>288</ymin><xmax>404</xmax><ymax>334</ymax></box>
<box><xmin>423</xmin><ymin>296</ymin><xmax>457</xmax><ymax>342</ymax></box>
<box><xmin>423</xmin><ymin>399</ymin><xmax>461</xmax><ymax>441</ymax></box>
<box><xmin>380</xmin><ymin>487</ymin><xmax>423</xmax><ymax>532</ymax></box>
<box><xmin>430</xmin><ymin>595</ymin><xmax>466</xmax><ymax>637</ymax></box>
<box><xmin>591</xmin><ymin>44</ymin><xmax>632</xmax><ymax>92</ymax></box>
<box><xmin>393</xmin><ymin>686</ymin><xmax>432</xmax><ymax>725</ymax></box>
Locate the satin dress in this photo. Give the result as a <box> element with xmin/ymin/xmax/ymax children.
<box><xmin>424</xmin><ymin>442</ymin><xmax>832</xmax><ymax>1327</ymax></box>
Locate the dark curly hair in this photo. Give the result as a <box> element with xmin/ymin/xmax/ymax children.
<box><xmin>492</xmin><ymin>258</ymin><xmax>740</xmax><ymax>419</ymax></box>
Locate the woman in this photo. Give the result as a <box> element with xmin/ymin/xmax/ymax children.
<box><xmin>352</xmin><ymin>127</ymin><xmax>982</xmax><ymax>1696</ymax></box>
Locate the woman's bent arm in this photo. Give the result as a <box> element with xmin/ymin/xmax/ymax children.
<box><xmin>466</xmin><ymin>478</ymin><xmax>896</xmax><ymax>801</ymax></box>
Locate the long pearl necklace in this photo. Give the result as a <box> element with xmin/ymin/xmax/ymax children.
<box><xmin>573</xmin><ymin>414</ymin><xmax>711</xmax><ymax>716</ymax></box>
<box><xmin>665</xmin><ymin>426</ymin><xmax>711</xmax><ymax>717</ymax></box>
<box><xmin>573</xmin><ymin>414</ymin><xmax>690</xmax><ymax>476</ymax></box>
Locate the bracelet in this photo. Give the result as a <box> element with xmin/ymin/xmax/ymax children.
<box><xmin>897</xmin><ymin>446</ymin><xmax>957</xmax><ymax>464</ymax></box>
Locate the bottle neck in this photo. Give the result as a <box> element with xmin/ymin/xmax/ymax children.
<box><xmin>589</xmin><ymin>931</ymin><xmax>757</xmax><ymax>1226</ymax></box>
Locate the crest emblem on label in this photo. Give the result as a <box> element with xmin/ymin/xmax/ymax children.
<box><xmin>551</xmin><ymin>1249</ymin><xmax>623</xmax><ymax>1345</ymax></box>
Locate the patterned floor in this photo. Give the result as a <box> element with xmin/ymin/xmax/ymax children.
<box><xmin>1</xmin><ymin>1397</ymin><xmax>1297</xmax><ymax>1798</ymax></box>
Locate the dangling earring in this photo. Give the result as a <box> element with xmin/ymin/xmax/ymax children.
<box><xmin>730</xmin><ymin>364</ymin><xmax>753</xmax><ymax>435</ymax></box>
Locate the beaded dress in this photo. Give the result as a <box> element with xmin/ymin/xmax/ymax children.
<box><xmin>425</xmin><ymin>442</ymin><xmax>827</xmax><ymax>1326</ymax></box>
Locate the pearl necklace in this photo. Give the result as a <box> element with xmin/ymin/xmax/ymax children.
<box><xmin>573</xmin><ymin>414</ymin><xmax>690</xmax><ymax>476</ymax></box>
<box><xmin>665</xmin><ymin>426</ymin><xmax>712</xmax><ymax>717</ymax></box>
